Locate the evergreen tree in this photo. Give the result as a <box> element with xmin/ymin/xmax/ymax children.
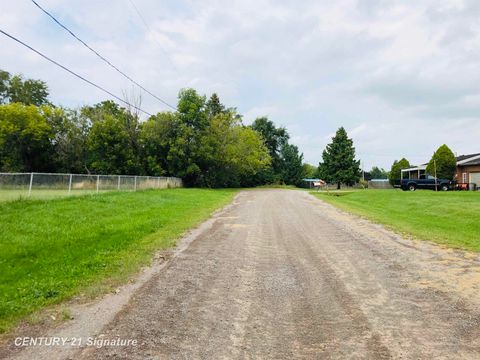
<box><xmin>280</xmin><ymin>143</ymin><xmax>304</xmax><ymax>186</ymax></box>
<box><xmin>205</xmin><ymin>93</ymin><xmax>225</xmax><ymax>118</ymax></box>
<box><xmin>370</xmin><ymin>166</ymin><xmax>388</xmax><ymax>179</ymax></box>
<box><xmin>319</xmin><ymin>127</ymin><xmax>360</xmax><ymax>189</ymax></box>
<box><xmin>426</xmin><ymin>144</ymin><xmax>456</xmax><ymax>180</ymax></box>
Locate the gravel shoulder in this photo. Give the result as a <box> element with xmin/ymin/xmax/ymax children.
<box><xmin>2</xmin><ymin>189</ymin><xmax>480</xmax><ymax>359</ymax></box>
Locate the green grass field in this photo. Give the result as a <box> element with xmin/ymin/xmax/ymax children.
<box><xmin>0</xmin><ymin>188</ymin><xmax>237</xmax><ymax>333</ymax></box>
<box><xmin>312</xmin><ymin>189</ymin><xmax>480</xmax><ymax>252</ymax></box>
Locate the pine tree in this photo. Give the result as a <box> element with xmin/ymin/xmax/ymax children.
<box><xmin>370</xmin><ymin>166</ymin><xmax>388</xmax><ymax>179</ymax></box>
<box><xmin>319</xmin><ymin>127</ymin><xmax>360</xmax><ymax>189</ymax></box>
<box><xmin>205</xmin><ymin>93</ymin><xmax>225</xmax><ymax>118</ymax></box>
<box><xmin>426</xmin><ymin>144</ymin><xmax>456</xmax><ymax>180</ymax></box>
<box><xmin>280</xmin><ymin>143</ymin><xmax>304</xmax><ymax>186</ymax></box>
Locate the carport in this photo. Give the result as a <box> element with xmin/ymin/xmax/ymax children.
<box><xmin>401</xmin><ymin>165</ymin><xmax>427</xmax><ymax>180</ymax></box>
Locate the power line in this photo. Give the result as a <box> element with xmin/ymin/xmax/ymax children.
<box><xmin>0</xmin><ymin>28</ymin><xmax>153</xmax><ymax>116</ymax></box>
<box><xmin>127</xmin><ymin>0</ymin><xmax>181</xmax><ymax>77</ymax></box>
<box><xmin>30</xmin><ymin>0</ymin><xmax>176</xmax><ymax>110</ymax></box>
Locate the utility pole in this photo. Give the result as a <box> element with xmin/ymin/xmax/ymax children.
<box><xmin>434</xmin><ymin>159</ymin><xmax>438</xmax><ymax>192</ymax></box>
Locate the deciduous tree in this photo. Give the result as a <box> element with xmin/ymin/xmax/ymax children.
<box><xmin>0</xmin><ymin>70</ymin><xmax>10</xmax><ymax>104</ymax></box>
<box><xmin>84</xmin><ymin>101</ymin><xmax>140</xmax><ymax>174</ymax></box>
<box><xmin>389</xmin><ymin>158</ymin><xmax>410</xmax><ymax>186</ymax></box>
<box><xmin>0</xmin><ymin>103</ymin><xmax>53</xmax><ymax>171</ymax></box>
<box><xmin>42</xmin><ymin>106</ymin><xmax>89</xmax><ymax>173</ymax></box>
<box><xmin>139</xmin><ymin>112</ymin><xmax>178</xmax><ymax>176</ymax></box>
<box><xmin>0</xmin><ymin>70</ymin><xmax>50</xmax><ymax>106</ymax></box>
<box><xmin>250</xmin><ymin>117</ymin><xmax>289</xmax><ymax>184</ymax></box>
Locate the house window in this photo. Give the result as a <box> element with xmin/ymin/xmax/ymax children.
<box><xmin>462</xmin><ymin>173</ymin><xmax>467</xmax><ymax>183</ymax></box>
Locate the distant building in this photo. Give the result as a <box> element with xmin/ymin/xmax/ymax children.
<box><xmin>455</xmin><ymin>153</ymin><xmax>480</xmax><ymax>185</ymax></box>
<box><xmin>302</xmin><ymin>178</ymin><xmax>325</xmax><ymax>189</ymax></box>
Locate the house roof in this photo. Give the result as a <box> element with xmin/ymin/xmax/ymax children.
<box><xmin>401</xmin><ymin>164</ymin><xmax>427</xmax><ymax>172</ymax></box>
<box><xmin>458</xmin><ymin>158</ymin><xmax>480</xmax><ymax>166</ymax></box>
<box><xmin>456</xmin><ymin>153</ymin><xmax>480</xmax><ymax>162</ymax></box>
<box><xmin>457</xmin><ymin>153</ymin><xmax>480</xmax><ymax>166</ymax></box>
<box><xmin>397</xmin><ymin>153</ymin><xmax>480</xmax><ymax>173</ymax></box>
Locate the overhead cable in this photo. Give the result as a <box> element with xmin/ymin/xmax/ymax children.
<box><xmin>30</xmin><ymin>0</ymin><xmax>176</xmax><ymax>110</ymax></box>
<box><xmin>127</xmin><ymin>0</ymin><xmax>180</xmax><ymax>77</ymax></box>
<box><xmin>0</xmin><ymin>28</ymin><xmax>153</xmax><ymax>116</ymax></box>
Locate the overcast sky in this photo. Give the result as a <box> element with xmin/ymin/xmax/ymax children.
<box><xmin>1</xmin><ymin>0</ymin><xmax>480</xmax><ymax>169</ymax></box>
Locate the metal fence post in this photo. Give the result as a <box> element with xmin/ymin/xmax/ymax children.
<box><xmin>96</xmin><ymin>175</ymin><xmax>100</xmax><ymax>193</ymax></box>
<box><xmin>117</xmin><ymin>175</ymin><xmax>121</xmax><ymax>190</ymax></box>
<box><xmin>68</xmin><ymin>174</ymin><xmax>73</xmax><ymax>194</ymax></box>
<box><xmin>28</xmin><ymin>172</ymin><xmax>33</xmax><ymax>197</ymax></box>
<box><xmin>134</xmin><ymin>176</ymin><xmax>137</xmax><ymax>191</ymax></box>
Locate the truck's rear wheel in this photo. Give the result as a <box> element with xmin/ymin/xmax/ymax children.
<box><xmin>441</xmin><ymin>184</ymin><xmax>449</xmax><ymax>191</ymax></box>
<box><xmin>408</xmin><ymin>184</ymin><xmax>416</xmax><ymax>191</ymax></box>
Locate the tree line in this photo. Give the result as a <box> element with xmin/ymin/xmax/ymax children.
<box><xmin>4</xmin><ymin>69</ymin><xmax>403</xmax><ymax>189</ymax></box>
<box><xmin>0</xmin><ymin>69</ymin><xmax>310</xmax><ymax>187</ymax></box>
<box><xmin>316</xmin><ymin>130</ymin><xmax>458</xmax><ymax>188</ymax></box>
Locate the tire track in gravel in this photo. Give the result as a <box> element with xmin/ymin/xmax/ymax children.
<box><xmin>4</xmin><ymin>189</ymin><xmax>480</xmax><ymax>359</ymax></box>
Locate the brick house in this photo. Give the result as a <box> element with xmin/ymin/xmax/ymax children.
<box><xmin>455</xmin><ymin>153</ymin><xmax>480</xmax><ymax>186</ymax></box>
<box><xmin>401</xmin><ymin>153</ymin><xmax>480</xmax><ymax>188</ymax></box>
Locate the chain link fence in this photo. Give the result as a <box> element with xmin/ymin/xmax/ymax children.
<box><xmin>0</xmin><ymin>172</ymin><xmax>183</xmax><ymax>201</ymax></box>
<box><xmin>368</xmin><ymin>179</ymin><xmax>394</xmax><ymax>189</ymax></box>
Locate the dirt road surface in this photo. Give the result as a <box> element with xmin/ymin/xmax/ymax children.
<box><xmin>4</xmin><ymin>189</ymin><xmax>480</xmax><ymax>359</ymax></box>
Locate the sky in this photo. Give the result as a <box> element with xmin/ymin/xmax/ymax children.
<box><xmin>1</xmin><ymin>0</ymin><xmax>480</xmax><ymax>169</ymax></box>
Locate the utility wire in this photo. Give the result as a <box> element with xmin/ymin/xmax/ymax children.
<box><xmin>30</xmin><ymin>0</ymin><xmax>176</xmax><ymax>110</ymax></box>
<box><xmin>0</xmin><ymin>28</ymin><xmax>153</xmax><ymax>116</ymax></box>
<box><xmin>127</xmin><ymin>0</ymin><xmax>181</xmax><ymax>77</ymax></box>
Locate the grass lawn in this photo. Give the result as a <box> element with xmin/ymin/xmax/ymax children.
<box><xmin>0</xmin><ymin>188</ymin><xmax>237</xmax><ymax>333</ymax></box>
<box><xmin>312</xmin><ymin>189</ymin><xmax>480</xmax><ymax>252</ymax></box>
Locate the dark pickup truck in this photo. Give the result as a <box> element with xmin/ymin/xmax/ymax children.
<box><xmin>400</xmin><ymin>176</ymin><xmax>452</xmax><ymax>191</ymax></box>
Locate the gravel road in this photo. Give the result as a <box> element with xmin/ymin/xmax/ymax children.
<box><xmin>5</xmin><ymin>189</ymin><xmax>480</xmax><ymax>359</ymax></box>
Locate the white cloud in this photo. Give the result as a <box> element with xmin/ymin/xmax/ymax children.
<box><xmin>1</xmin><ymin>0</ymin><xmax>479</xmax><ymax>169</ymax></box>
<box><xmin>243</xmin><ymin>106</ymin><xmax>278</xmax><ymax>124</ymax></box>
